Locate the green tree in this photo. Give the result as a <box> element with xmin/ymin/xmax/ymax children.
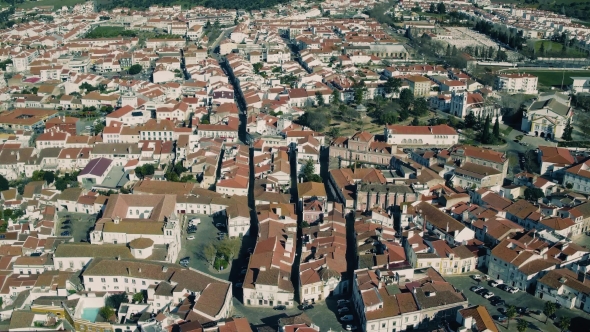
<box><xmin>539</xmin><ymin>42</ymin><xmax>545</xmax><ymax>54</ymax></box>
<box><xmin>562</xmin><ymin>118</ymin><xmax>573</xmax><ymax>141</ymax></box>
<box><xmin>132</xmin><ymin>292</ymin><xmax>144</xmax><ymax>303</ymax></box>
<box><xmin>480</xmin><ymin>115</ymin><xmax>491</xmax><ymax>144</ymax></box>
<box><xmin>93</xmin><ymin>123</ymin><xmax>104</xmax><ymax>135</ymax></box>
<box><xmin>384</xmin><ymin>77</ymin><xmax>402</xmax><ymax>94</ymax></box>
<box><xmin>412</xmin><ymin>98</ymin><xmax>428</xmax><ymax>116</ymax></box>
<box><xmin>315</xmin><ymin>91</ymin><xmax>325</xmax><ymax>107</ymax></box>
<box><xmin>429</xmin><ymin>3</ymin><xmax>435</xmax><ymax>12</ymax></box>
<box><xmin>558</xmin><ymin>316</ymin><xmax>570</xmax><ymax>332</ymax></box>
<box><xmin>203</xmin><ymin>243</ymin><xmax>217</xmax><ymax>266</ymax></box>
<box><xmin>437</xmin><ymin>2</ymin><xmax>446</xmax><ymax>13</ymax></box>
<box><xmin>300</xmin><ymin>110</ymin><xmax>330</xmax><ymax>132</ymax></box>
<box><xmin>330</xmin><ymin>89</ymin><xmax>341</xmax><ymax>104</ymax></box>
<box><xmin>516</xmin><ymin>319</ymin><xmax>528</xmax><ymax>332</ymax></box>
<box><xmin>327</xmin><ymin>127</ymin><xmax>341</xmax><ymax>139</ymax></box>
<box><xmin>524</xmin><ymin>187</ymin><xmax>545</xmax><ymax>201</ymax></box>
<box><xmin>411</xmin><ymin>117</ymin><xmax>420</xmax><ymax>126</ymax></box>
<box><xmin>43</xmin><ymin>171</ymin><xmax>55</xmax><ymax>185</ymax></box>
<box><xmin>302</xmin><ymin>159</ymin><xmax>321</xmax><ymax>182</ymax></box>
<box><xmin>544</xmin><ymin>302</ymin><xmax>556</xmax><ymax>324</ymax></box>
<box><xmin>353</xmin><ymin>81</ymin><xmax>367</xmax><ymax>104</ymax></box>
<box><xmin>99</xmin><ymin>306</ymin><xmax>114</xmax><ymax>320</ymax></box>
<box><xmin>217</xmin><ymin>237</ymin><xmax>242</xmax><ymax>262</ymax></box>
<box><xmin>0</xmin><ymin>175</ymin><xmax>8</xmax><ymax>191</ymax></box>
<box><xmin>380</xmin><ymin>111</ymin><xmax>398</xmax><ymax>125</ymax></box>
<box><xmin>135</xmin><ymin>167</ymin><xmax>144</xmax><ymax>179</ymax></box>
<box><xmin>55</xmin><ymin>178</ymin><xmax>68</xmax><ymax>191</ymax></box>
<box><xmin>143</xmin><ymin>164</ymin><xmax>155</xmax><ymax>176</ymax></box>
<box><xmin>493</xmin><ymin>117</ymin><xmax>500</xmax><ymax>138</ymax></box>
<box><xmin>253</xmin><ymin>62</ymin><xmax>263</xmax><ymax>74</ymax></box>
<box><xmin>106</xmin><ymin>293</ymin><xmax>128</xmax><ymax>309</ymax></box>
<box><xmin>399</xmin><ymin>89</ymin><xmax>414</xmax><ymax>110</ymax></box>
<box><xmin>128</xmin><ymin>64</ymin><xmax>143</xmax><ymax>75</ymax></box>
<box><xmin>506</xmin><ymin>305</ymin><xmax>517</xmax><ymax>329</ymax></box>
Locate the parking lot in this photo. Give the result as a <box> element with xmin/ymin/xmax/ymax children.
<box><xmin>178</xmin><ymin>214</ymin><xmax>256</xmax><ymax>283</ymax></box>
<box><xmin>56</xmin><ymin>211</ymin><xmax>97</xmax><ymax>242</ymax></box>
<box><xmin>446</xmin><ymin>274</ymin><xmax>590</xmax><ymax>332</ymax></box>
<box><xmin>232</xmin><ymin>295</ymin><xmax>347</xmax><ymax>332</ymax></box>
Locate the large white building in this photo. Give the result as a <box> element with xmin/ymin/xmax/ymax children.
<box><xmin>571</xmin><ymin>77</ymin><xmax>590</xmax><ymax>94</ymax></box>
<box><xmin>495</xmin><ymin>72</ymin><xmax>538</xmax><ymax>94</ymax></box>
<box><xmin>521</xmin><ymin>92</ymin><xmax>572</xmax><ymax>139</ymax></box>
<box><xmin>384</xmin><ymin>125</ymin><xmax>458</xmax><ymax>146</ymax></box>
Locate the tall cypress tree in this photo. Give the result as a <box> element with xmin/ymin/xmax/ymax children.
<box><xmin>493</xmin><ymin>117</ymin><xmax>500</xmax><ymax>140</ymax></box>
<box><xmin>481</xmin><ymin>115</ymin><xmax>491</xmax><ymax>144</ymax></box>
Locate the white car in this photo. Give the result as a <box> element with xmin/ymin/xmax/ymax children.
<box><xmin>471</xmin><ymin>274</ymin><xmax>481</xmax><ymax>280</ymax></box>
<box><xmin>483</xmin><ymin>292</ymin><xmax>494</xmax><ymax>299</ymax></box>
<box><xmin>186</xmin><ymin>236</ymin><xmax>195</xmax><ymax>240</ymax></box>
<box><xmin>490</xmin><ymin>279</ymin><xmax>503</xmax><ymax>287</ymax></box>
<box><xmin>189</xmin><ymin>218</ymin><xmax>201</xmax><ymax>225</ymax></box>
<box><xmin>508</xmin><ymin>287</ymin><xmax>519</xmax><ymax>294</ymax></box>
<box><xmin>345</xmin><ymin>325</ymin><xmax>358</xmax><ymax>331</ymax></box>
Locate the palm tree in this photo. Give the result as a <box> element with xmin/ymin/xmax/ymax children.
<box><xmin>558</xmin><ymin>316</ymin><xmax>571</xmax><ymax>332</ymax></box>
<box><xmin>516</xmin><ymin>319</ymin><xmax>528</xmax><ymax>332</ymax></box>
<box><xmin>506</xmin><ymin>305</ymin><xmax>517</xmax><ymax>329</ymax></box>
<box><xmin>544</xmin><ymin>302</ymin><xmax>557</xmax><ymax>324</ymax></box>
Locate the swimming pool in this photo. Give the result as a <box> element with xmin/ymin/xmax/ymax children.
<box><xmin>80</xmin><ymin>307</ymin><xmax>101</xmax><ymax>322</ymax></box>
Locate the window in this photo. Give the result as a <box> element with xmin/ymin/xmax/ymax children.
<box><xmin>142</xmin><ymin>281</ymin><xmax>146</xmax><ymax>285</ymax></box>
<box><xmin>89</xmin><ymin>278</ymin><xmax>93</xmax><ymax>282</ymax></box>
<box><xmin>101</xmin><ymin>278</ymin><xmax>106</xmax><ymax>282</ymax></box>
<box><xmin>113</xmin><ymin>278</ymin><xmax>118</xmax><ymax>282</ymax></box>
<box><xmin>382</xmin><ymin>323</ymin><xmax>386</xmax><ymax>328</ymax></box>
<box><xmin>125</xmin><ymin>278</ymin><xmax>128</xmax><ymax>283</ymax></box>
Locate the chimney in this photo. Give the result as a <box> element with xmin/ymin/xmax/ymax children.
<box><xmin>446</xmin><ymin>222</ymin><xmax>449</xmax><ymax>233</ymax></box>
<box><xmin>463</xmin><ymin>316</ymin><xmax>473</xmax><ymax>328</ymax></box>
<box><xmin>259</xmin><ymin>266</ymin><xmax>266</xmax><ymax>272</ymax></box>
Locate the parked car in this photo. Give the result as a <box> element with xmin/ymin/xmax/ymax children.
<box><xmin>300</xmin><ymin>304</ymin><xmax>314</xmax><ymax>310</ymax></box>
<box><xmin>338</xmin><ymin>307</ymin><xmax>350</xmax><ymax>314</ymax></box>
<box><xmin>215</xmin><ymin>223</ymin><xmax>225</xmax><ymax>228</ymax></box>
<box><xmin>186</xmin><ymin>236</ymin><xmax>195</xmax><ymax>240</ymax></box>
<box><xmin>493</xmin><ymin>315</ymin><xmax>507</xmax><ymax>323</ymax></box>
<box><xmin>273</xmin><ymin>305</ymin><xmax>286</xmax><ymax>311</ymax></box>
<box><xmin>471</xmin><ymin>286</ymin><xmax>484</xmax><ymax>292</ymax></box>
<box><xmin>491</xmin><ymin>300</ymin><xmax>505</xmax><ymax>307</ymax></box>
<box><xmin>340</xmin><ymin>315</ymin><xmax>353</xmax><ymax>322</ymax></box>
<box><xmin>344</xmin><ymin>325</ymin><xmax>358</xmax><ymax>331</ymax></box>
<box><xmin>338</xmin><ymin>299</ymin><xmax>350</xmax><ymax>305</ymax></box>
<box><xmin>475</xmin><ymin>288</ymin><xmax>488</xmax><ymax>295</ymax></box>
<box><xmin>490</xmin><ymin>279</ymin><xmax>503</xmax><ymax>287</ymax></box>
<box><xmin>517</xmin><ymin>307</ymin><xmax>529</xmax><ymax>315</ymax></box>
<box><xmin>189</xmin><ymin>218</ymin><xmax>201</xmax><ymax>225</ymax></box>
<box><xmin>60</xmin><ymin>231</ymin><xmax>70</xmax><ymax>236</ymax></box>
<box><xmin>497</xmin><ymin>284</ymin><xmax>509</xmax><ymax>291</ymax></box>
<box><xmin>508</xmin><ymin>287</ymin><xmax>519</xmax><ymax>294</ymax></box>
<box><xmin>482</xmin><ymin>291</ymin><xmax>494</xmax><ymax>299</ymax></box>
<box><xmin>488</xmin><ymin>296</ymin><xmax>501</xmax><ymax>302</ymax></box>
<box><xmin>471</xmin><ymin>274</ymin><xmax>481</xmax><ymax>280</ymax></box>
<box><xmin>234</xmin><ymin>282</ymin><xmax>243</xmax><ymax>288</ymax></box>
<box><xmin>240</xmin><ymin>269</ymin><xmax>247</xmax><ymax>275</ymax></box>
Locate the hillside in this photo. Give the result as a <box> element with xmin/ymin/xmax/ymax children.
<box><xmin>2</xmin><ymin>0</ymin><xmax>292</xmax><ymax>11</ymax></box>
<box><xmin>491</xmin><ymin>0</ymin><xmax>590</xmax><ymax>24</ymax></box>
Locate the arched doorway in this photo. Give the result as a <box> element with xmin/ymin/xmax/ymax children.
<box><xmin>534</xmin><ymin>131</ymin><xmax>538</xmax><ymax>136</ymax></box>
<box><xmin>546</xmin><ymin>133</ymin><xmax>552</xmax><ymax>139</ymax></box>
<box><xmin>540</xmin><ymin>132</ymin><xmax>545</xmax><ymax>138</ymax></box>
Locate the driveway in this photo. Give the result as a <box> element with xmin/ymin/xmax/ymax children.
<box><xmin>445</xmin><ymin>273</ymin><xmax>590</xmax><ymax>332</ymax></box>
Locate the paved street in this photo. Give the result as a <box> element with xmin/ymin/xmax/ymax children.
<box><xmin>56</xmin><ymin>211</ymin><xmax>97</xmax><ymax>242</ymax></box>
<box><xmin>445</xmin><ymin>273</ymin><xmax>590</xmax><ymax>332</ymax></box>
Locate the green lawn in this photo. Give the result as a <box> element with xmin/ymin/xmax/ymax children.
<box><xmin>506</xmin><ymin>70</ymin><xmax>590</xmax><ymax>89</ymax></box>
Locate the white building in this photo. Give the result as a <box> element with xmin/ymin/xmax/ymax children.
<box><xmin>495</xmin><ymin>73</ymin><xmax>538</xmax><ymax>94</ymax></box>
<box><xmin>571</xmin><ymin>77</ymin><xmax>590</xmax><ymax>94</ymax></box>
<box><xmin>384</xmin><ymin>125</ymin><xmax>458</xmax><ymax>146</ymax></box>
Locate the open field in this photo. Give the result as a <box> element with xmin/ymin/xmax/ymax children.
<box><xmin>505</xmin><ymin>69</ymin><xmax>590</xmax><ymax>89</ymax></box>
